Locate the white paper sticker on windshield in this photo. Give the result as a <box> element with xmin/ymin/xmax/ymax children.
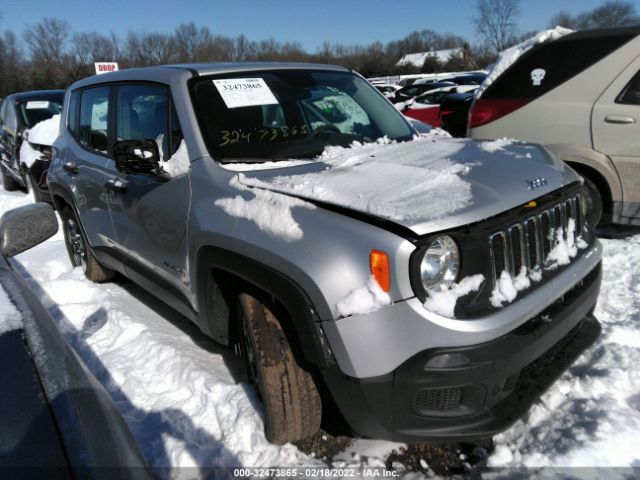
<box><xmin>213</xmin><ymin>78</ymin><xmax>278</xmax><ymax>109</ymax></box>
<box><xmin>25</xmin><ymin>101</ymin><xmax>50</xmax><ymax>110</ymax></box>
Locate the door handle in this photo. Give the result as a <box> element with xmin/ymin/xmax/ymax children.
<box><xmin>604</xmin><ymin>114</ymin><xmax>636</xmax><ymax>124</ymax></box>
<box><xmin>104</xmin><ymin>179</ymin><xmax>127</xmax><ymax>194</ymax></box>
<box><xmin>63</xmin><ymin>162</ymin><xmax>78</xmax><ymax>174</ymax></box>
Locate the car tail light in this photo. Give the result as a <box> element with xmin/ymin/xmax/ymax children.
<box><xmin>468</xmin><ymin>98</ymin><xmax>528</xmax><ymax>128</ymax></box>
<box><xmin>370</xmin><ymin>250</ymin><xmax>390</xmax><ymax>292</ymax></box>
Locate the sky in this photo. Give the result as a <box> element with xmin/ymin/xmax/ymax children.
<box><xmin>0</xmin><ymin>0</ymin><xmax>636</xmax><ymax>51</ymax></box>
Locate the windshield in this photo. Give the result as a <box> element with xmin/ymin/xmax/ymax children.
<box><xmin>18</xmin><ymin>96</ymin><xmax>63</xmax><ymax>128</ymax></box>
<box><xmin>190</xmin><ymin>69</ymin><xmax>414</xmax><ymax>161</ymax></box>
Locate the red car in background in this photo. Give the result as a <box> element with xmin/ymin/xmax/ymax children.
<box><xmin>401</xmin><ymin>85</ymin><xmax>478</xmax><ymax>127</ymax></box>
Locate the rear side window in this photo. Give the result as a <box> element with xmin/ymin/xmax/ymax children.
<box><xmin>68</xmin><ymin>91</ymin><xmax>80</xmax><ymax>139</ymax></box>
<box><xmin>4</xmin><ymin>103</ymin><xmax>17</xmax><ymax>134</ymax></box>
<box><xmin>617</xmin><ymin>70</ymin><xmax>640</xmax><ymax>105</ymax></box>
<box><xmin>79</xmin><ymin>87</ymin><xmax>110</xmax><ymax>153</ymax></box>
<box><xmin>482</xmin><ymin>30</ymin><xmax>638</xmax><ymax>101</ymax></box>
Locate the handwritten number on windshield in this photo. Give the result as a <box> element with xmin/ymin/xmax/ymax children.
<box><xmin>219</xmin><ymin>125</ymin><xmax>308</xmax><ymax>147</ymax></box>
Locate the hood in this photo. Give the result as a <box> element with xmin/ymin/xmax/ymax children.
<box><xmin>233</xmin><ymin>136</ymin><xmax>579</xmax><ymax>236</ymax></box>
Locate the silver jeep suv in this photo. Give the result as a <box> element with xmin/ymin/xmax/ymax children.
<box><xmin>48</xmin><ymin>63</ymin><xmax>602</xmax><ymax>444</ymax></box>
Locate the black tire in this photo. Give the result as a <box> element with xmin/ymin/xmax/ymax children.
<box><xmin>238</xmin><ymin>292</ymin><xmax>321</xmax><ymax>444</ymax></box>
<box><xmin>1</xmin><ymin>166</ymin><xmax>20</xmax><ymax>191</ymax></box>
<box><xmin>581</xmin><ymin>175</ymin><xmax>604</xmax><ymax>228</ymax></box>
<box><xmin>60</xmin><ymin>206</ymin><xmax>114</xmax><ymax>283</ymax></box>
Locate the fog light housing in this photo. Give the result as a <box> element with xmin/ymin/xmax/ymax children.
<box><xmin>424</xmin><ymin>352</ymin><xmax>470</xmax><ymax>369</ymax></box>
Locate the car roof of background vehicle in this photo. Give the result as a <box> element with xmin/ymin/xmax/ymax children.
<box><xmin>479</xmin><ymin>26</ymin><xmax>640</xmax><ymax>101</ymax></box>
<box><xmin>8</xmin><ymin>90</ymin><xmax>66</xmax><ymax>101</ymax></box>
<box><xmin>69</xmin><ymin>62</ymin><xmax>352</xmax><ymax>90</ymax></box>
<box><xmin>414</xmin><ymin>84</ymin><xmax>478</xmax><ymax>101</ymax></box>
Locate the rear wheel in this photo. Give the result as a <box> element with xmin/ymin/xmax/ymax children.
<box><xmin>1</xmin><ymin>166</ymin><xmax>20</xmax><ymax>191</ymax></box>
<box><xmin>238</xmin><ymin>292</ymin><xmax>321</xmax><ymax>444</ymax></box>
<box><xmin>60</xmin><ymin>206</ymin><xmax>114</xmax><ymax>283</ymax></box>
<box><xmin>581</xmin><ymin>176</ymin><xmax>604</xmax><ymax>228</ymax></box>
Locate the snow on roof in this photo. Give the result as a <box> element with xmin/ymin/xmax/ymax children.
<box><xmin>476</xmin><ymin>27</ymin><xmax>573</xmax><ymax>98</ymax></box>
<box><xmin>396</xmin><ymin>48</ymin><xmax>462</xmax><ymax>68</ymax></box>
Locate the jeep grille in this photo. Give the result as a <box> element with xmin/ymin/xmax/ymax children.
<box><xmin>488</xmin><ymin>194</ymin><xmax>583</xmax><ymax>285</ymax></box>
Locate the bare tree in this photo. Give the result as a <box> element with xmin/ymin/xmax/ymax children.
<box><xmin>474</xmin><ymin>0</ymin><xmax>520</xmax><ymax>53</ymax></box>
<box><xmin>23</xmin><ymin>17</ymin><xmax>70</xmax><ymax>63</ymax></box>
<box><xmin>548</xmin><ymin>11</ymin><xmax>577</xmax><ymax>29</ymax></box>
<box><xmin>549</xmin><ymin>1</ymin><xmax>639</xmax><ymax>30</ymax></box>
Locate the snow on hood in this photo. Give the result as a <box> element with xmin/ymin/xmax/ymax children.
<box><xmin>476</xmin><ymin>27</ymin><xmax>573</xmax><ymax>98</ymax></box>
<box><xmin>235</xmin><ymin>135</ymin><xmax>572</xmax><ymax>236</ymax></box>
<box><xmin>25</xmin><ymin>114</ymin><xmax>60</xmax><ymax>146</ymax></box>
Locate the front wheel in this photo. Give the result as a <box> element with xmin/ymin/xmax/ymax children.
<box><xmin>60</xmin><ymin>206</ymin><xmax>114</xmax><ymax>283</ymax></box>
<box><xmin>238</xmin><ymin>293</ymin><xmax>321</xmax><ymax>444</ymax></box>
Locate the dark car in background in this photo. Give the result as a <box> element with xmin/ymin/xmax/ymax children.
<box><xmin>391</xmin><ymin>81</ymin><xmax>455</xmax><ymax>103</ymax></box>
<box><xmin>440</xmin><ymin>91</ymin><xmax>476</xmax><ymax>137</ymax></box>
<box><xmin>0</xmin><ymin>90</ymin><xmax>64</xmax><ymax>202</ymax></box>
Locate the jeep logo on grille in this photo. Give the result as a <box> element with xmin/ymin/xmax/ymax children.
<box><xmin>526</xmin><ymin>178</ymin><xmax>547</xmax><ymax>190</ymax></box>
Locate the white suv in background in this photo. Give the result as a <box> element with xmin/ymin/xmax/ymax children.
<box><xmin>469</xmin><ymin>27</ymin><xmax>640</xmax><ymax>228</ymax></box>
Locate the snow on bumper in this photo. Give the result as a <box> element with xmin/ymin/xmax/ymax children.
<box><xmin>323</xmin><ymin>240</ymin><xmax>602</xmax><ymax>379</ymax></box>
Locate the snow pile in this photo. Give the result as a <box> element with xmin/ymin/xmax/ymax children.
<box><xmin>0</xmin><ymin>284</ymin><xmax>22</xmax><ymax>335</ymax></box>
<box><xmin>12</xmin><ymin>229</ymin><xmax>324</xmax><ymax>472</ymax></box>
<box><xmin>162</xmin><ymin>140</ymin><xmax>190</xmax><ymax>178</ymax></box>
<box><xmin>480</xmin><ymin>137</ymin><xmax>514</xmax><ymax>153</ymax></box>
<box><xmin>423</xmin><ymin>274</ymin><xmax>485</xmax><ymax>318</ymax></box>
<box><xmin>477</xmin><ymin>27</ymin><xmax>573</xmax><ymax>98</ymax></box>
<box><xmin>335</xmin><ymin>276</ymin><xmax>391</xmax><ymax>318</ymax></box>
<box><xmin>490</xmin><ymin>267</ymin><xmax>535</xmax><ymax>308</ymax></box>
<box><xmin>19</xmin><ymin>142</ymin><xmax>42</xmax><ymax>168</ymax></box>
<box><xmin>489</xmin><ymin>233</ymin><xmax>640</xmax><ymax>467</ymax></box>
<box><xmin>26</xmin><ymin>114</ymin><xmax>60</xmax><ymax>146</ymax></box>
<box><xmin>221</xmin><ymin>159</ymin><xmax>313</xmax><ymax>172</ymax></box>
<box><xmin>215</xmin><ymin>175</ymin><xmax>315</xmax><ymax>242</ymax></box>
<box><xmin>20</xmin><ymin>114</ymin><xmax>60</xmax><ymax>168</ymax></box>
<box><xmin>239</xmin><ymin>135</ymin><xmax>474</xmax><ymax>224</ymax></box>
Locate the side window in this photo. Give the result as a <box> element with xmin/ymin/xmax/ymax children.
<box><xmin>68</xmin><ymin>91</ymin><xmax>80</xmax><ymax>139</ymax></box>
<box><xmin>116</xmin><ymin>84</ymin><xmax>173</xmax><ymax>160</ymax></box>
<box><xmin>5</xmin><ymin>103</ymin><xmax>17</xmax><ymax>134</ymax></box>
<box><xmin>80</xmin><ymin>87</ymin><xmax>110</xmax><ymax>153</ymax></box>
<box><xmin>617</xmin><ymin>71</ymin><xmax>640</xmax><ymax>105</ymax></box>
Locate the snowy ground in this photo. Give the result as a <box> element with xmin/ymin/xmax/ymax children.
<box><xmin>2</xmin><ymin>187</ymin><xmax>640</xmax><ymax>477</ymax></box>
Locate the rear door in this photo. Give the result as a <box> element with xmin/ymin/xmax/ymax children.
<box><xmin>592</xmin><ymin>56</ymin><xmax>640</xmax><ymax>220</ymax></box>
<box><xmin>64</xmin><ymin>86</ymin><xmax>118</xmax><ymax>249</ymax></box>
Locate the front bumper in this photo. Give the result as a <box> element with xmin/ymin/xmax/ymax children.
<box><xmin>322</xmin><ymin>263</ymin><xmax>601</xmax><ymax>442</ymax></box>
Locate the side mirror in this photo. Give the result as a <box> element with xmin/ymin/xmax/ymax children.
<box><xmin>113</xmin><ymin>139</ymin><xmax>162</xmax><ymax>176</ymax></box>
<box><xmin>0</xmin><ymin>203</ymin><xmax>58</xmax><ymax>258</ymax></box>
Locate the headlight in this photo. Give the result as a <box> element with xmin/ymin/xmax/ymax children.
<box><xmin>419</xmin><ymin>235</ymin><xmax>459</xmax><ymax>291</ymax></box>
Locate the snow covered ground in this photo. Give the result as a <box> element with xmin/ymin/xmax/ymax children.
<box><xmin>1</xmin><ymin>186</ymin><xmax>640</xmax><ymax>477</ymax></box>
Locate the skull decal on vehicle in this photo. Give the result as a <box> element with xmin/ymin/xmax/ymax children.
<box><xmin>531</xmin><ymin>68</ymin><xmax>546</xmax><ymax>86</ymax></box>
